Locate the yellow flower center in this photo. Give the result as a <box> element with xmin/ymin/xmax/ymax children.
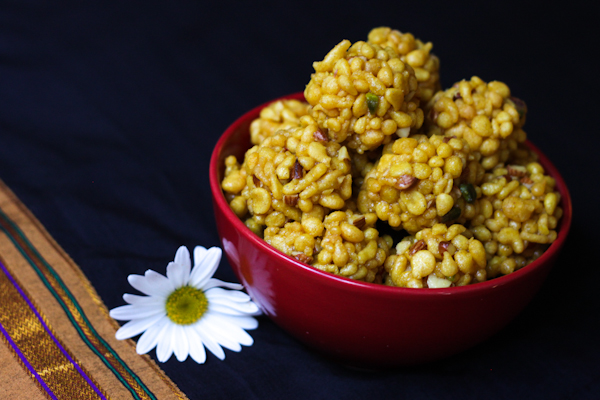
<box><xmin>165</xmin><ymin>286</ymin><xmax>208</xmax><ymax>325</ymax></box>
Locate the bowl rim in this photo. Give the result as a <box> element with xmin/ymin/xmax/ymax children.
<box><xmin>209</xmin><ymin>92</ymin><xmax>572</xmax><ymax>297</ymax></box>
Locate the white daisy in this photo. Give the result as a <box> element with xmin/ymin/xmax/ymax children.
<box><xmin>109</xmin><ymin>245</ymin><xmax>260</xmax><ymax>363</ymax></box>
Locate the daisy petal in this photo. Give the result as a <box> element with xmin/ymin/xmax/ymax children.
<box><xmin>216</xmin><ymin>313</ymin><xmax>259</xmax><ymax>330</ymax></box>
<box><xmin>156</xmin><ymin>323</ymin><xmax>175</xmax><ymax>362</ymax></box>
<box><xmin>128</xmin><ymin>270</ymin><xmax>174</xmax><ymax>298</ymax></box>
<box><xmin>115</xmin><ymin>313</ymin><xmax>165</xmax><ymax>340</ymax></box>
<box><xmin>194</xmin><ymin>323</ymin><xmax>225</xmax><ymax>360</ymax></box>
<box><xmin>205</xmin><ymin>313</ymin><xmax>255</xmax><ymax>347</ymax></box>
<box><xmin>206</xmin><ymin>303</ymin><xmax>246</xmax><ymax>316</ymax></box>
<box><xmin>193</xmin><ymin>246</ymin><xmax>208</xmax><ymax>266</ymax></box>
<box><xmin>185</xmin><ymin>326</ymin><xmax>207</xmax><ymax>364</ymax></box>
<box><xmin>189</xmin><ymin>247</ymin><xmax>222</xmax><ymax>288</ymax></box>
<box><xmin>200</xmin><ymin>315</ymin><xmax>242</xmax><ymax>352</ymax></box>
<box><xmin>205</xmin><ymin>287</ymin><xmax>252</xmax><ymax>302</ymax></box>
<box><xmin>209</xmin><ymin>302</ymin><xmax>259</xmax><ymax>317</ymax></box>
<box><xmin>174</xmin><ymin>246</ymin><xmax>192</xmax><ymax>270</ymax></box>
<box><xmin>136</xmin><ymin>316</ymin><xmax>169</xmax><ymax>355</ymax></box>
<box><xmin>166</xmin><ymin>261</ymin><xmax>190</xmax><ymax>289</ymax></box>
<box><xmin>123</xmin><ymin>293</ymin><xmax>163</xmax><ymax>306</ymax></box>
<box><xmin>172</xmin><ymin>325</ymin><xmax>189</xmax><ymax>362</ymax></box>
<box><xmin>209</xmin><ymin>297</ymin><xmax>260</xmax><ymax>315</ymax></box>
<box><xmin>109</xmin><ymin>304</ymin><xmax>164</xmax><ymax>320</ymax></box>
<box><xmin>203</xmin><ymin>278</ymin><xmax>244</xmax><ymax>291</ymax></box>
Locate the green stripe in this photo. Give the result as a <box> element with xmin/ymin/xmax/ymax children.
<box><xmin>0</xmin><ymin>209</ymin><xmax>156</xmax><ymax>400</ymax></box>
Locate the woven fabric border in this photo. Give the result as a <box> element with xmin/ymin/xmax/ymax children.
<box><xmin>0</xmin><ymin>180</ymin><xmax>188</xmax><ymax>400</ymax></box>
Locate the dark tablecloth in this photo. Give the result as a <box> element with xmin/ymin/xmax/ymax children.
<box><xmin>1</xmin><ymin>1</ymin><xmax>598</xmax><ymax>399</ymax></box>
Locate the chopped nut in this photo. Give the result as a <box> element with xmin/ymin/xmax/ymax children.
<box><xmin>284</xmin><ymin>194</ymin><xmax>299</xmax><ymax>206</ymax></box>
<box><xmin>443</xmin><ymin>135</ymin><xmax>457</xmax><ymax>143</ymax></box>
<box><xmin>520</xmin><ymin>176</ymin><xmax>534</xmax><ymax>187</ymax></box>
<box><xmin>451</xmin><ymin>186</ymin><xmax>462</xmax><ymax>199</ymax></box>
<box><xmin>441</xmin><ymin>206</ymin><xmax>462</xmax><ymax>223</ymax></box>
<box><xmin>366</xmin><ymin>92</ymin><xmax>379</xmax><ymax>114</ymax></box>
<box><xmin>438</xmin><ymin>241</ymin><xmax>450</xmax><ymax>256</ymax></box>
<box><xmin>252</xmin><ymin>176</ymin><xmax>263</xmax><ymax>188</ymax></box>
<box><xmin>313</xmin><ymin>129</ymin><xmax>329</xmax><ymax>142</ymax></box>
<box><xmin>352</xmin><ymin>216</ymin><xmax>366</xmax><ymax>229</ymax></box>
<box><xmin>460</xmin><ymin>166</ymin><xmax>470</xmax><ymax>179</ymax></box>
<box><xmin>396</xmin><ymin>127</ymin><xmax>411</xmax><ymax>138</ymax></box>
<box><xmin>293</xmin><ymin>253</ymin><xmax>313</xmax><ymax>264</ymax></box>
<box><xmin>459</xmin><ymin>183</ymin><xmax>476</xmax><ymax>203</ymax></box>
<box><xmin>409</xmin><ymin>239</ymin><xmax>426</xmax><ymax>256</ymax></box>
<box><xmin>292</xmin><ymin>159</ymin><xmax>303</xmax><ymax>180</ymax></box>
<box><xmin>395</xmin><ymin>174</ymin><xmax>417</xmax><ymax>190</ymax></box>
<box><xmin>510</xmin><ymin>96</ymin><xmax>527</xmax><ymax>117</ymax></box>
<box><xmin>507</xmin><ymin>165</ymin><xmax>527</xmax><ymax>177</ymax></box>
<box><xmin>429</xmin><ymin>108</ymin><xmax>438</xmax><ymax>121</ymax></box>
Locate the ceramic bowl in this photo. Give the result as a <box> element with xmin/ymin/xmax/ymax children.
<box><xmin>209</xmin><ymin>92</ymin><xmax>572</xmax><ymax>368</ymax></box>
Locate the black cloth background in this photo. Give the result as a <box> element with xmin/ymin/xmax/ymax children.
<box><xmin>1</xmin><ymin>1</ymin><xmax>598</xmax><ymax>399</ymax></box>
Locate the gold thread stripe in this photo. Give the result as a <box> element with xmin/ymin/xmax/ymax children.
<box><xmin>0</xmin><ymin>209</ymin><xmax>157</xmax><ymax>400</ymax></box>
<box><xmin>0</xmin><ymin>257</ymin><xmax>108</xmax><ymax>400</ymax></box>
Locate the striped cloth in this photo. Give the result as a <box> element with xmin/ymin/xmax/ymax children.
<box><xmin>0</xmin><ymin>180</ymin><xmax>188</xmax><ymax>400</ymax></box>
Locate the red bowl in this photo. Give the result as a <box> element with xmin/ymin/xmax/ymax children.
<box><xmin>209</xmin><ymin>93</ymin><xmax>572</xmax><ymax>368</ymax></box>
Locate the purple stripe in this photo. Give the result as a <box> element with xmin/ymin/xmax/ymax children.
<box><xmin>0</xmin><ymin>260</ymin><xmax>106</xmax><ymax>400</ymax></box>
